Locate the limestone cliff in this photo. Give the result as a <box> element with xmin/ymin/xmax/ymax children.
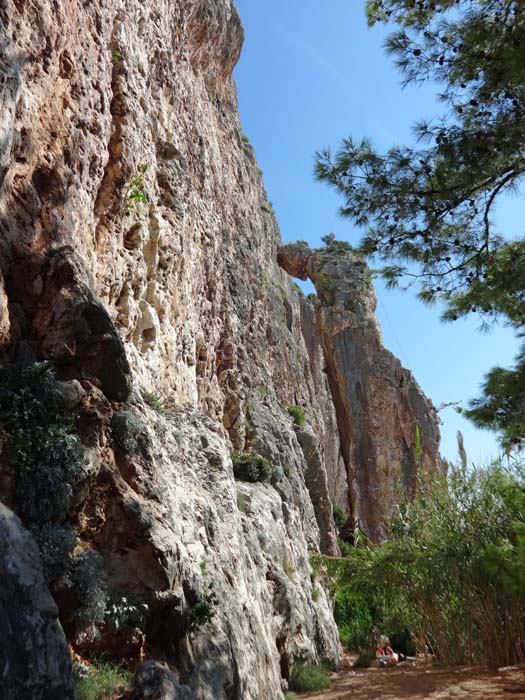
<box><xmin>0</xmin><ymin>1</ymin><xmax>439</xmax><ymax>698</ymax></box>
<box><xmin>278</xmin><ymin>242</ymin><xmax>441</xmax><ymax>542</ymax></box>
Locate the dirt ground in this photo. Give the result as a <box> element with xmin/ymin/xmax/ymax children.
<box><xmin>298</xmin><ymin>664</ymin><xmax>525</xmax><ymax>700</ymax></box>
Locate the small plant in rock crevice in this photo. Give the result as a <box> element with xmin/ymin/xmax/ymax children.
<box><xmin>127</xmin><ymin>164</ymin><xmax>148</xmax><ymax>211</ymax></box>
<box><xmin>236</xmin><ymin>491</ymin><xmax>249</xmax><ymax>513</ymax></box>
<box><xmin>231</xmin><ymin>451</ymin><xmax>273</xmax><ymax>483</ymax></box>
<box><xmin>140</xmin><ymin>386</ymin><xmax>165</xmax><ymax>412</ymax></box>
<box><xmin>110</xmin><ymin>48</ymin><xmax>122</xmax><ymax>64</ymax></box>
<box><xmin>286</xmin><ymin>404</ymin><xmax>306</xmax><ymax>429</ymax></box>
<box><xmin>189</xmin><ymin>562</ymin><xmax>217</xmax><ymax>631</ymax></box>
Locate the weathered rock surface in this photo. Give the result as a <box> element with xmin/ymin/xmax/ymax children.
<box><xmin>278</xmin><ymin>242</ymin><xmax>441</xmax><ymax>541</ymax></box>
<box><xmin>0</xmin><ymin>502</ymin><xmax>75</xmax><ymax>700</ymax></box>
<box><xmin>80</xmin><ymin>400</ymin><xmax>340</xmax><ymax>699</ymax></box>
<box><xmin>132</xmin><ymin>661</ymin><xmax>195</xmax><ymax>700</ymax></box>
<box><xmin>0</xmin><ymin>0</ymin><xmax>341</xmax><ymax>547</ymax></box>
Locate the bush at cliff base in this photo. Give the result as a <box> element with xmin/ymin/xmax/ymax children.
<box><xmin>322</xmin><ymin>462</ymin><xmax>525</xmax><ymax>670</ymax></box>
<box><xmin>290</xmin><ymin>663</ymin><xmax>331</xmax><ymax>692</ymax></box>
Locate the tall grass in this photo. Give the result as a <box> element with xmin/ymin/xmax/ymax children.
<box><xmin>321</xmin><ymin>462</ymin><xmax>525</xmax><ymax>669</ymax></box>
<box><xmin>75</xmin><ymin>662</ymin><xmax>132</xmax><ymax>700</ymax></box>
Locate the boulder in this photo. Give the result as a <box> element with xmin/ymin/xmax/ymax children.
<box><xmin>132</xmin><ymin>661</ymin><xmax>195</xmax><ymax>700</ymax></box>
<box><xmin>0</xmin><ymin>502</ymin><xmax>75</xmax><ymax>700</ymax></box>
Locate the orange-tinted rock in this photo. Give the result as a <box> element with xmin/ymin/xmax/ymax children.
<box><xmin>278</xmin><ymin>242</ymin><xmax>441</xmax><ymax>541</ymax></box>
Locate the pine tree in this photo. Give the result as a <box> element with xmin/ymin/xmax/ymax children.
<box><xmin>315</xmin><ymin>0</ymin><xmax>525</xmax><ymax>449</ymax></box>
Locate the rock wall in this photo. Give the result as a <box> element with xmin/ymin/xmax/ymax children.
<box><xmin>278</xmin><ymin>242</ymin><xmax>441</xmax><ymax>542</ymax></box>
<box><xmin>0</xmin><ymin>0</ymin><xmax>439</xmax><ymax>698</ymax></box>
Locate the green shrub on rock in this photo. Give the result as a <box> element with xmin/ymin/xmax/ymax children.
<box><xmin>286</xmin><ymin>404</ymin><xmax>306</xmax><ymax>428</ymax></box>
<box><xmin>105</xmin><ymin>596</ymin><xmax>149</xmax><ymax>633</ymax></box>
<box><xmin>72</xmin><ymin>550</ymin><xmax>109</xmax><ymax>634</ymax></box>
<box><xmin>231</xmin><ymin>451</ymin><xmax>272</xmax><ymax>482</ymax></box>
<box><xmin>30</xmin><ymin>522</ymin><xmax>76</xmax><ymax>589</ymax></box>
<box><xmin>111</xmin><ymin>409</ymin><xmax>148</xmax><ymax>453</ymax></box>
<box><xmin>0</xmin><ymin>361</ymin><xmax>86</xmax><ymax>524</ymax></box>
<box><xmin>332</xmin><ymin>505</ymin><xmax>346</xmax><ymax>528</ymax></box>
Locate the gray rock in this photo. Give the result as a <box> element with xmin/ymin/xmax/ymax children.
<box><xmin>0</xmin><ymin>502</ymin><xmax>75</xmax><ymax>700</ymax></box>
<box><xmin>132</xmin><ymin>661</ymin><xmax>195</xmax><ymax>700</ymax></box>
<box><xmin>55</xmin><ymin>379</ymin><xmax>86</xmax><ymax>409</ymax></box>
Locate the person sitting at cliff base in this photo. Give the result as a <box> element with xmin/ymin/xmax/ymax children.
<box><xmin>376</xmin><ymin>636</ymin><xmax>406</xmax><ymax>665</ymax></box>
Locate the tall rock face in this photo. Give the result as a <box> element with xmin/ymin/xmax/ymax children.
<box><xmin>278</xmin><ymin>242</ymin><xmax>441</xmax><ymax>542</ymax></box>
<box><xmin>0</xmin><ymin>1</ymin><xmax>439</xmax><ymax>698</ymax></box>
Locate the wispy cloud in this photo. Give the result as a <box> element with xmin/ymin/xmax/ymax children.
<box><xmin>274</xmin><ymin>22</ymin><xmax>347</xmax><ymax>83</ymax></box>
<box><xmin>372</xmin><ymin>123</ymin><xmax>399</xmax><ymax>148</ymax></box>
<box><xmin>239</xmin><ymin>0</ymin><xmax>354</xmax><ymax>102</ymax></box>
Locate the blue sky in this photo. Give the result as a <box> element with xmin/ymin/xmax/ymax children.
<box><xmin>233</xmin><ymin>0</ymin><xmax>523</xmax><ymax>464</ymax></box>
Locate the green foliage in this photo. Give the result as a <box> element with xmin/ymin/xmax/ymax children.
<box><xmin>105</xmin><ymin>596</ymin><xmax>149</xmax><ymax>633</ymax></box>
<box><xmin>231</xmin><ymin>451</ymin><xmax>273</xmax><ymax>482</ymax></box>
<box><xmin>241</xmin><ymin>134</ymin><xmax>250</xmax><ymax>143</ymax></box>
<box><xmin>332</xmin><ymin>505</ymin><xmax>346</xmax><ymax>528</ymax></box>
<box><xmin>290</xmin><ymin>663</ymin><xmax>331</xmax><ymax>692</ymax></box>
<box><xmin>0</xmin><ymin>362</ymin><xmax>86</xmax><ymax>524</ymax></box>
<box><xmin>286</xmin><ymin>404</ymin><xmax>306</xmax><ymax>428</ymax></box>
<box><xmin>334</xmin><ymin>583</ymin><xmax>375</xmax><ymax>650</ymax></box>
<box><xmin>311</xmin><ymin>587</ymin><xmax>321</xmax><ymax>602</ymax></box>
<box><xmin>111</xmin><ymin>409</ymin><xmax>148</xmax><ymax>453</ymax></box>
<box><xmin>31</xmin><ymin>523</ymin><xmax>76</xmax><ymax>589</ymax></box>
<box><xmin>140</xmin><ymin>386</ymin><xmax>165</xmax><ymax>412</ymax></box>
<box><xmin>189</xmin><ymin>565</ymin><xmax>217</xmax><ymax>631</ymax></box>
<box><xmin>316</xmin><ymin>0</ymin><xmax>525</xmax><ymax>448</ymax></box>
<box><xmin>127</xmin><ymin>164</ymin><xmax>148</xmax><ymax>211</ymax></box>
<box><xmin>352</xmin><ymin>650</ymin><xmax>377</xmax><ymax>668</ymax></box>
<box><xmin>0</xmin><ymin>363</ymin><xmax>110</xmax><ymax>637</ymax></box>
<box><xmin>188</xmin><ymin>599</ymin><xmax>214</xmax><ymax>630</ymax></box>
<box><xmin>320</xmin><ymin>232</ymin><xmax>355</xmax><ymax>255</ymax></box>
<box><xmin>284</xmin><ymin>693</ymin><xmax>297</xmax><ymax>700</ymax></box>
<box><xmin>110</xmin><ymin>48</ymin><xmax>122</xmax><ymax>64</ymax></box>
<box><xmin>337</xmin><ymin>539</ymin><xmax>354</xmax><ymax>557</ymax></box>
<box><xmin>465</xmin><ymin>351</ymin><xmax>525</xmax><ymax>450</ymax></box>
<box><xmin>276</xmin><ymin>284</ymin><xmax>286</xmax><ymax>302</ymax></box>
<box><xmin>72</xmin><ymin>550</ymin><xmax>109</xmax><ymax>633</ymax></box>
<box><xmin>75</xmin><ymin>661</ymin><xmax>132</xmax><ymax>700</ymax></box>
<box><xmin>415</xmin><ymin>424</ymin><xmax>423</xmax><ymax>468</ymax></box>
<box><xmin>323</xmin><ymin>462</ymin><xmax>525</xmax><ymax>668</ymax></box>
<box><xmin>236</xmin><ymin>491</ymin><xmax>249</xmax><ymax>513</ymax></box>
